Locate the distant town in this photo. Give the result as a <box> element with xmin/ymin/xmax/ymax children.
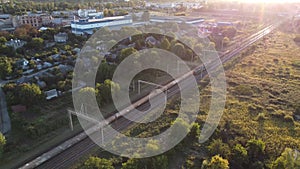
<box><xmin>0</xmin><ymin>0</ymin><xmax>300</xmax><ymax>169</ymax></box>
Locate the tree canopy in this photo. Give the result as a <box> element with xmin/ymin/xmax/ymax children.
<box><xmin>272</xmin><ymin>148</ymin><xmax>300</xmax><ymax>169</ymax></box>
<box><xmin>0</xmin><ymin>132</ymin><xmax>6</xmax><ymax>158</ymax></box>
<box><xmin>0</xmin><ymin>57</ymin><xmax>12</xmax><ymax>79</ymax></box>
<box><xmin>83</xmin><ymin>157</ymin><xmax>114</xmax><ymax>169</ymax></box>
<box><xmin>202</xmin><ymin>155</ymin><xmax>230</xmax><ymax>169</ymax></box>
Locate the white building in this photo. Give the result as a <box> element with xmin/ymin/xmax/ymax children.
<box><xmin>54</xmin><ymin>32</ymin><xmax>68</xmax><ymax>43</ymax></box>
<box><xmin>45</xmin><ymin>89</ymin><xmax>59</xmax><ymax>100</ymax></box>
<box><xmin>78</xmin><ymin>9</ymin><xmax>96</xmax><ymax>17</ymax></box>
<box><xmin>5</xmin><ymin>39</ymin><xmax>27</xmax><ymax>49</ymax></box>
<box><xmin>71</xmin><ymin>16</ymin><xmax>132</xmax><ymax>35</ymax></box>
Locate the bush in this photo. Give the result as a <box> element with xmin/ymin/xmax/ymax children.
<box><xmin>271</xmin><ymin>110</ymin><xmax>285</xmax><ymax>119</ymax></box>
<box><xmin>256</xmin><ymin>113</ymin><xmax>267</xmax><ymax>121</ymax></box>
<box><xmin>83</xmin><ymin>157</ymin><xmax>114</xmax><ymax>169</ymax></box>
<box><xmin>0</xmin><ymin>132</ymin><xmax>6</xmax><ymax>158</ymax></box>
<box><xmin>201</xmin><ymin>155</ymin><xmax>229</xmax><ymax>169</ymax></box>
<box><xmin>283</xmin><ymin>115</ymin><xmax>294</xmax><ymax>123</ymax></box>
<box><xmin>234</xmin><ymin>85</ymin><xmax>253</xmax><ymax>96</ymax></box>
<box><xmin>272</xmin><ymin>148</ymin><xmax>300</xmax><ymax>169</ymax></box>
<box><xmin>207</xmin><ymin>139</ymin><xmax>231</xmax><ymax>159</ymax></box>
<box><xmin>246</xmin><ymin>139</ymin><xmax>265</xmax><ymax>162</ymax></box>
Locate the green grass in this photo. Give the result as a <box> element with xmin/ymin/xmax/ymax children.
<box><xmin>198</xmin><ymin>31</ymin><xmax>300</xmax><ymax>165</ymax></box>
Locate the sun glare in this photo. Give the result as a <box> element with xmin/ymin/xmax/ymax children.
<box><xmin>236</xmin><ymin>0</ymin><xmax>300</xmax><ymax>3</ymax></box>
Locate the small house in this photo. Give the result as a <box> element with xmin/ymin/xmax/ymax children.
<box><xmin>54</xmin><ymin>32</ymin><xmax>68</xmax><ymax>43</ymax></box>
<box><xmin>45</xmin><ymin>89</ymin><xmax>59</xmax><ymax>100</ymax></box>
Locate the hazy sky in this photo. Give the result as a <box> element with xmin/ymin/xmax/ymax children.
<box><xmin>228</xmin><ymin>0</ymin><xmax>300</xmax><ymax>3</ymax></box>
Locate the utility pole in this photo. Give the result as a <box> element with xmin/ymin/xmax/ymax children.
<box><xmin>68</xmin><ymin>104</ymin><xmax>105</xmax><ymax>144</ymax></box>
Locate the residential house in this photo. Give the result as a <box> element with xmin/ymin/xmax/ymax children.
<box><xmin>45</xmin><ymin>89</ymin><xmax>59</xmax><ymax>100</ymax></box>
<box><xmin>16</xmin><ymin>58</ymin><xmax>29</xmax><ymax>70</ymax></box>
<box><xmin>5</xmin><ymin>39</ymin><xmax>27</xmax><ymax>50</ymax></box>
<box><xmin>54</xmin><ymin>32</ymin><xmax>68</xmax><ymax>43</ymax></box>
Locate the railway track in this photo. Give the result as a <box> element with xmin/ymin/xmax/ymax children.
<box><xmin>19</xmin><ymin>19</ymin><xmax>286</xmax><ymax>169</ymax></box>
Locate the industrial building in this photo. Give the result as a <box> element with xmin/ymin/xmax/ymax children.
<box><xmin>71</xmin><ymin>16</ymin><xmax>132</xmax><ymax>35</ymax></box>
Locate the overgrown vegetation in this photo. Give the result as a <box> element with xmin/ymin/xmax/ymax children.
<box><xmin>77</xmin><ymin>31</ymin><xmax>300</xmax><ymax>169</ymax></box>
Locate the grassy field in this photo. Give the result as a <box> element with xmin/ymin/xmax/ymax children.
<box><xmin>196</xmin><ymin>30</ymin><xmax>300</xmax><ymax>167</ymax></box>
<box><xmin>0</xmin><ymin>93</ymin><xmax>84</xmax><ymax>169</ymax></box>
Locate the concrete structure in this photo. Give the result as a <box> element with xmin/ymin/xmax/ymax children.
<box><xmin>0</xmin><ymin>14</ymin><xmax>14</xmax><ymax>31</ymax></box>
<box><xmin>41</xmin><ymin>15</ymin><xmax>53</xmax><ymax>25</ymax></box>
<box><xmin>17</xmin><ymin>14</ymin><xmax>42</xmax><ymax>27</ymax></box>
<box><xmin>54</xmin><ymin>32</ymin><xmax>68</xmax><ymax>43</ymax></box>
<box><xmin>150</xmin><ymin>16</ymin><xmax>205</xmax><ymax>25</ymax></box>
<box><xmin>71</xmin><ymin>16</ymin><xmax>132</xmax><ymax>35</ymax></box>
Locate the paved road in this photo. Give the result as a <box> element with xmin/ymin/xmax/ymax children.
<box><xmin>0</xmin><ymin>86</ymin><xmax>11</xmax><ymax>134</ymax></box>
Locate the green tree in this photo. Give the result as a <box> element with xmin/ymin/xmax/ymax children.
<box><xmin>29</xmin><ymin>37</ymin><xmax>44</xmax><ymax>50</ymax></box>
<box><xmin>207</xmin><ymin>139</ymin><xmax>231</xmax><ymax>159</ymax></box>
<box><xmin>18</xmin><ymin>83</ymin><xmax>43</xmax><ymax>106</ymax></box>
<box><xmin>96</xmin><ymin>80</ymin><xmax>120</xmax><ymax>105</ymax></box>
<box><xmin>272</xmin><ymin>148</ymin><xmax>300</xmax><ymax>169</ymax></box>
<box><xmin>122</xmin><ymin>159</ymin><xmax>143</xmax><ymax>169</ymax></box>
<box><xmin>202</xmin><ymin>155</ymin><xmax>229</xmax><ymax>169</ymax></box>
<box><xmin>169</xmin><ymin>118</ymin><xmax>190</xmax><ymax>146</ymax></box>
<box><xmin>108</xmin><ymin>9</ymin><xmax>115</xmax><ymax>17</ymax></box>
<box><xmin>96</xmin><ymin>61</ymin><xmax>116</xmax><ymax>83</ymax></box>
<box><xmin>83</xmin><ymin>157</ymin><xmax>114</xmax><ymax>169</ymax></box>
<box><xmin>0</xmin><ymin>36</ymin><xmax>7</xmax><ymax>44</ymax></box>
<box><xmin>105</xmin><ymin>3</ymin><xmax>113</xmax><ymax>9</ymax></box>
<box><xmin>246</xmin><ymin>139</ymin><xmax>265</xmax><ymax>162</ymax></box>
<box><xmin>14</xmin><ymin>27</ymin><xmax>29</xmax><ymax>40</ymax></box>
<box><xmin>222</xmin><ymin>37</ymin><xmax>230</xmax><ymax>47</ymax></box>
<box><xmin>160</xmin><ymin>38</ymin><xmax>171</xmax><ymax>50</ymax></box>
<box><xmin>222</xmin><ymin>27</ymin><xmax>237</xmax><ymax>39</ymax></box>
<box><xmin>209</xmin><ymin>42</ymin><xmax>216</xmax><ymax>49</ymax></box>
<box><xmin>79</xmin><ymin>87</ymin><xmax>97</xmax><ymax>104</ymax></box>
<box><xmin>186</xmin><ymin>122</ymin><xmax>200</xmax><ymax>142</ymax></box>
<box><xmin>0</xmin><ymin>57</ymin><xmax>12</xmax><ymax>79</ymax></box>
<box><xmin>151</xmin><ymin>155</ymin><xmax>168</xmax><ymax>169</ymax></box>
<box><xmin>146</xmin><ymin>139</ymin><xmax>160</xmax><ymax>154</ymax></box>
<box><xmin>171</xmin><ymin>43</ymin><xmax>185</xmax><ymax>58</ymax></box>
<box><xmin>0</xmin><ymin>132</ymin><xmax>6</xmax><ymax>158</ymax></box>
<box><xmin>118</xmin><ymin>47</ymin><xmax>137</xmax><ymax>63</ymax></box>
<box><xmin>231</xmin><ymin>144</ymin><xmax>248</xmax><ymax>168</ymax></box>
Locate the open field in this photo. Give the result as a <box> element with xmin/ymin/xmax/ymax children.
<box><xmin>196</xmin><ymin>30</ymin><xmax>300</xmax><ymax>167</ymax></box>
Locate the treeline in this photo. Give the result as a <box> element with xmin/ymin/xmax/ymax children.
<box><xmin>0</xmin><ymin>0</ymin><xmax>143</xmax><ymax>15</ymax></box>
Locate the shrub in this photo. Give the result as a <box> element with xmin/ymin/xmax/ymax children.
<box><xmin>256</xmin><ymin>113</ymin><xmax>267</xmax><ymax>121</ymax></box>
<box><xmin>207</xmin><ymin>139</ymin><xmax>231</xmax><ymax>159</ymax></box>
<box><xmin>271</xmin><ymin>110</ymin><xmax>286</xmax><ymax>119</ymax></box>
<box><xmin>234</xmin><ymin>85</ymin><xmax>253</xmax><ymax>96</ymax></box>
<box><xmin>201</xmin><ymin>155</ymin><xmax>229</xmax><ymax>169</ymax></box>
<box><xmin>283</xmin><ymin>115</ymin><xmax>294</xmax><ymax>123</ymax></box>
